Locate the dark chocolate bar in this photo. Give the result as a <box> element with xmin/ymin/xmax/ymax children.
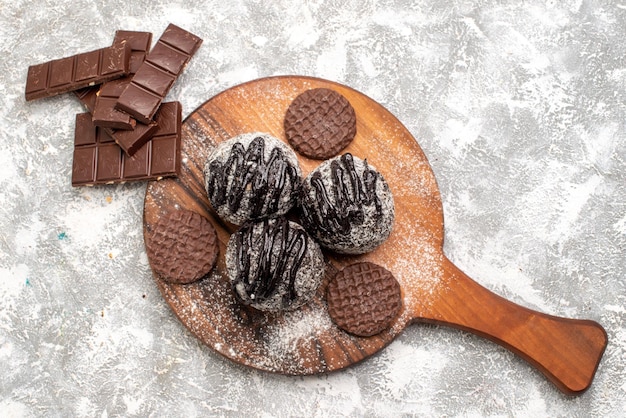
<box><xmin>25</xmin><ymin>42</ymin><xmax>131</xmax><ymax>101</ymax></box>
<box><xmin>112</xmin><ymin>121</ymin><xmax>159</xmax><ymax>156</ymax></box>
<box><xmin>75</xmin><ymin>31</ymin><xmax>158</xmax><ymax>155</ymax></box>
<box><xmin>91</xmin><ymin>31</ymin><xmax>152</xmax><ymax>130</ymax></box>
<box><xmin>76</xmin><ymin>85</ymin><xmax>158</xmax><ymax>156</ymax></box>
<box><xmin>114</xmin><ymin>103</ymin><xmax>175</xmax><ymax>156</ymax></box>
<box><xmin>71</xmin><ymin>101</ymin><xmax>181</xmax><ymax>186</ymax></box>
<box><xmin>75</xmin><ymin>31</ymin><xmax>152</xmax><ymax>110</ymax></box>
<box><xmin>92</xmin><ymin>78</ymin><xmax>137</xmax><ymax>130</ymax></box>
<box><xmin>113</xmin><ymin>31</ymin><xmax>153</xmax><ymax>74</ymax></box>
<box><xmin>115</xmin><ymin>24</ymin><xmax>202</xmax><ymax>123</ymax></box>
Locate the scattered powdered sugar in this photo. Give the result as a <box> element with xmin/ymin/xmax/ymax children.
<box><xmin>371</xmin><ymin>339</ymin><xmax>449</xmax><ymax>402</ymax></box>
<box><xmin>0</xmin><ymin>264</ymin><xmax>30</xmax><ymax>312</ymax></box>
<box><xmin>386</xmin><ymin>238</ymin><xmax>444</xmax><ymax>316</ymax></box>
<box><xmin>264</xmin><ymin>304</ymin><xmax>334</xmax><ymax>361</ymax></box>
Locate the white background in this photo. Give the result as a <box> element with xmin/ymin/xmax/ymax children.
<box><xmin>1</xmin><ymin>0</ymin><xmax>625</xmax><ymax>416</ymax></box>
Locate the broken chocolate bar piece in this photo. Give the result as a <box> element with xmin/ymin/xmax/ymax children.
<box><xmin>115</xmin><ymin>24</ymin><xmax>202</xmax><ymax>123</ymax></box>
<box><xmin>76</xmin><ymin>84</ymin><xmax>158</xmax><ymax>157</ymax></box>
<box><xmin>25</xmin><ymin>42</ymin><xmax>131</xmax><ymax>101</ymax></box>
<box><xmin>116</xmin><ymin>102</ymin><xmax>175</xmax><ymax>156</ymax></box>
<box><xmin>75</xmin><ymin>31</ymin><xmax>158</xmax><ymax>155</ymax></box>
<box><xmin>113</xmin><ymin>30</ymin><xmax>153</xmax><ymax>74</ymax></box>
<box><xmin>91</xmin><ymin>31</ymin><xmax>152</xmax><ymax>130</ymax></box>
<box><xmin>71</xmin><ymin>101</ymin><xmax>181</xmax><ymax>186</ymax></box>
<box><xmin>92</xmin><ymin>78</ymin><xmax>137</xmax><ymax>130</ymax></box>
<box><xmin>112</xmin><ymin>121</ymin><xmax>159</xmax><ymax>156</ymax></box>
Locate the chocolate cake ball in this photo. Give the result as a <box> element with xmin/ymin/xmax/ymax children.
<box><xmin>299</xmin><ymin>153</ymin><xmax>394</xmax><ymax>254</ymax></box>
<box><xmin>204</xmin><ymin>133</ymin><xmax>302</xmax><ymax>225</ymax></box>
<box><xmin>225</xmin><ymin>217</ymin><xmax>325</xmax><ymax>312</ymax></box>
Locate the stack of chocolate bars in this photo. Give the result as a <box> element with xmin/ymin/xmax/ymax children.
<box><xmin>24</xmin><ymin>24</ymin><xmax>202</xmax><ymax>186</ymax></box>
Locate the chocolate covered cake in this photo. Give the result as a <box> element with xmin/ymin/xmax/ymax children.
<box><xmin>204</xmin><ymin>133</ymin><xmax>302</xmax><ymax>225</ymax></box>
<box><xmin>225</xmin><ymin>217</ymin><xmax>325</xmax><ymax>312</ymax></box>
<box><xmin>299</xmin><ymin>153</ymin><xmax>394</xmax><ymax>254</ymax></box>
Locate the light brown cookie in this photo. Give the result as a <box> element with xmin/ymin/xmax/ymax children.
<box><xmin>326</xmin><ymin>262</ymin><xmax>402</xmax><ymax>337</ymax></box>
<box><xmin>146</xmin><ymin>209</ymin><xmax>218</xmax><ymax>284</ymax></box>
<box><xmin>284</xmin><ymin>88</ymin><xmax>356</xmax><ymax>159</ymax></box>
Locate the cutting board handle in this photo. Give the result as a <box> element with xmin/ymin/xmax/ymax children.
<box><xmin>434</xmin><ymin>256</ymin><xmax>607</xmax><ymax>395</ymax></box>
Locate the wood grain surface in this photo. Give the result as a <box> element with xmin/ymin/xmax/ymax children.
<box><xmin>143</xmin><ymin>76</ymin><xmax>607</xmax><ymax>395</ymax></box>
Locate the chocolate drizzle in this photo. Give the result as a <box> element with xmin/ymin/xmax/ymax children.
<box><xmin>302</xmin><ymin>153</ymin><xmax>384</xmax><ymax>236</ymax></box>
<box><xmin>233</xmin><ymin>218</ymin><xmax>309</xmax><ymax>307</ymax></box>
<box><xmin>206</xmin><ymin>136</ymin><xmax>300</xmax><ymax>220</ymax></box>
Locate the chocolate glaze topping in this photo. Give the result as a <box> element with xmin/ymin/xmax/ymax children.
<box><xmin>206</xmin><ymin>136</ymin><xmax>300</xmax><ymax>220</ymax></box>
<box><xmin>233</xmin><ymin>218</ymin><xmax>308</xmax><ymax>306</ymax></box>
<box><xmin>302</xmin><ymin>153</ymin><xmax>383</xmax><ymax>236</ymax></box>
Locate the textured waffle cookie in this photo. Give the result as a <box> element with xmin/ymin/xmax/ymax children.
<box><xmin>146</xmin><ymin>209</ymin><xmax>218</xmax><ymax>284</ymax></box>
<box><xmin>284</xmin><ymin>88</ymin><xmax>356</xmax><ymax>159</ymax></box>
<box><xmin>326</xmin><ymin>262</ymin><xmax>402</xmax><ymax>337</ymax></box>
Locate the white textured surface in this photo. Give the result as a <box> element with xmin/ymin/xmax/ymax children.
<box><xmin>1</xmin><ymin>0</ymin><xmax>625</xmax><ymax>416</ymax></box>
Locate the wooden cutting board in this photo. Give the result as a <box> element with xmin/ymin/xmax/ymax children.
<box><xmin>143</xmin><ymin>75</ymin><xmax>607</xmax><ymax>395</ymax></box>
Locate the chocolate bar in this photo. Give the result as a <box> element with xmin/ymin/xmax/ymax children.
<box><xmin>25</xmin><ymin>42</ymin><xmax>131</xmax><ymax>101</ymax></box>
<box><xmin>92</xmin><ymin>79</ymin><xmax>137</xmax><ymax>129</ymax></box>
<box><xmin>91</xmin><ymin>31</ymin><xmax>152</xmax><ymax>130</ymax></box>
<box><xmin>114</xmin><ymin>103</ymin><xmax>166</xmax><ymax>156</ymax></box>
<box><xmin>115</xmin><ymin>24</ymin><xmax>202</xmax><ymax>123</ymax></box>
<box><xmin>72</xmin><ymin>101</ymin><xmax>181</xmax><ymax>186</ymax></box>
<box><xmin>76</xmin><ymin>31</ymin><xmax>152</xmax><ymax>110</ymax></box>
<box><xmin>77</xmin><ymin>83</ymin><xmax>158</xmax><ymax>156</ymax></box>
<box><xmin>114</xmin><ymin>31</ymin><xmax>153</xmax><ymax>74</ymax></box>
<box><xmin>91</xmin><ymin>30</ymin><xmax>152</xmax><ymax>130</ymax></box>
<box><xmin>75</xmin><ymin>31</ymin><xmax>158</xmax><ymax>155</ymax></box>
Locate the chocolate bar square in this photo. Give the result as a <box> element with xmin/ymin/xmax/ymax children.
<box><xmin>71</xmin><ymin>102</ymin><xmax>181</xmax><ymax>186</ymax></box>
<box><xmin>25</xmin><ymin>42</ymin><xmax>130</xmax><ymax>101</ymax></box>
<box><xmin>115</xmin><ymin>24</ymin><xmax>201</xmax><ymax>123</ymax></box>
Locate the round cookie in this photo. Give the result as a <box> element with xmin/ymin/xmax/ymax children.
<box><xmin>204</xmin><ymin>132</ymin><xmax>302</xmax><ymax>225</ymax></box>
<box><xmin>326</xmin><ymin>262</ymin><xmax>402</xmax><ymax>337</ymax></box>
<box><xmin>284</xmin><ymin>88</ymin><xmax>357</xmax><ymax>159</ymax></box>
<box><xmin>146</xmin><ymin>209</ymin><xmax>219</xmax><ymax>284</ymax></box>
<box><xmin>299</xmin><ymin>153</ymin><xmax>394</xmax><ymax>254</ymax></box>
<box><xmin>226</xmin><ymin>217</ymin><xmax>325</xmax><ymax>312</ymax></box>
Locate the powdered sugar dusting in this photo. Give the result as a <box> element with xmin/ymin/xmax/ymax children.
<box><xmin>264</xmin><ymin>305</ymin><xmax>334</xmax><ymax>362</ymax></box>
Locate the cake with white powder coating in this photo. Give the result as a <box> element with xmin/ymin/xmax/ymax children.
<box><xmin>299</xmin><ymin>153</ymin><xmax>394</xmax><ymax>254</ymax></box>
<box><xmin>204</xmin><ymin>132</ymin><xmax>302</xmax><ymax>225</ymax></box>
<box><xmin>225</xmin><ymin>217</ymin><xmax>325</xmax><ymax>312</ymax></box>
